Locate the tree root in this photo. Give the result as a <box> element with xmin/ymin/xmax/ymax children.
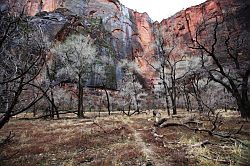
<box><xmin>200</xmin><ymin>155</ymin><xmax>231</xmax><ymax>164</ymax></box>
<box><xmin>158</xmin><ymin>121</ymin><xmax>248</xmax><ymax>147</ymax></box>
<box><xmin>0</xmin><ymin>131</ymin><xmax>15</xmax><ymax>147</ymax></box>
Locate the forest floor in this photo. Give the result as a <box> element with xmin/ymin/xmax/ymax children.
<box><xmin>0</xmin><ymin>109</ymin><xmax>249</xmax><ymax>166</ymax></box>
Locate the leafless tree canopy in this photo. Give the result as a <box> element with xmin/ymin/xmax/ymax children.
<box><xmin>190</xmin><ymin>15</ymin><xmax>250</xmax><ymax>118</ymax></box>
<box><xmin>0</xmin><ymin>6</ymin><xmax>47</xmax><ymax>128</ymax></box>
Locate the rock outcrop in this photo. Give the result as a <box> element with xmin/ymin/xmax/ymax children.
<box><xmin>1</xmin><ymin>0</ymin><xmax>249</xmax><ymax>87</ymax></box>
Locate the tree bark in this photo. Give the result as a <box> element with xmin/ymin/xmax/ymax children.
<box><xmin>0</xmin><ymin>79</ymin><xmax>24</xmax><ymax>129</ymax></box>
<box><xmin>0</xmin><ymin>113</ymin><xmax>11</xmax><ymax>129</ymax></box>
<box><xmin>131</xmin><ymin>74</ymin><xmax>140</xmax><ymax>114</ymax></box>
<box><xmin>104</xmin><ymin>88</ymin><xmax>111</xmax><ymax>116</ymax></box>
<box><xmin>50</xmin><ymin>89</ymin><xmax>59</xmax><ymax>119</ymax></box>
<box><xmin>163</xmin><ymin>80</ymin><xmax>170</xmax><ymax>116</ymax></box>
<box><xmin>184</xmin><ymin>91</ymin><xmax>192</xmax><ymax>112</ymax></box>
<box><xmin>192</xmin><ymin>82</ymin><xmax>203</xmax><ymax>112</ymax></box>
<box><xmin>239</xmin><ymin>69</ymin><xmax>250</xmax><ymax>118</ymax></box>
<box><xmin>237</xmin><ymin>100</ymin><xmax>250</xmax><ymax>118</ymax></box>
<box><xmin>78</xmin><ymin>77</ymin><xmax>84</xmax><ymax>118</ymax></box>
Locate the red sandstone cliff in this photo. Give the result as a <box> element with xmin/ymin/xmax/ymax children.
<box><xmin>1</xmin><ymin>0</ymin><xmax>249</xmax><ymax>86</ymax></box>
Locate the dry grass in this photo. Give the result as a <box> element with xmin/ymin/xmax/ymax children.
<box><xmin>0</xmin><ymin>110</ymin><xmax>249</xmax><ymax>166</ymax></box>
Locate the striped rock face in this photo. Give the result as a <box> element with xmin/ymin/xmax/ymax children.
<box><xmin>1</xmin><ymin>0</ymin><xmax>249</xmax><ymax>87</ymax></box>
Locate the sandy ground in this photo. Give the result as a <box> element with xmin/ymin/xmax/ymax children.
<box><xmin>0</xmin><ymin>110</ymin><xmax>249</xmax><ymax>166</ymax></box>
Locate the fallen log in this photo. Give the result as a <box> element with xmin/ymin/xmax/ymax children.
<box><xmin>191</xmin><ymin>140</ymin><xmax>211</xmax><ymax>147</ymax></box>
<box><xmin>184</xmin><ymin>121</ymin><xmax>203</xmax><ymax>126</ymax></box>
<box><xmin>200</xmin><ymin>155</ymin><xmax>231</xmax><ymax>164</ymax></box>
<box><xmin>158</xmin><ymin>122</ymin><xmax>248</xmax><ymax>147</ymax></box>
<box><xmin>160</xmin><ymin>122</ymin><xmax>229</xmax><ymax>136</ymax></box>
<box><xmin>154</xmin><ymin>118</ymin><xmax>167</xmax><ymax>127</ymax></box>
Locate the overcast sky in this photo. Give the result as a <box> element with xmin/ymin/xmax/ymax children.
<box><xmin>119</xmin><ymin>0</ymin><xmax>206</xmax><ymax>21</ymax></box>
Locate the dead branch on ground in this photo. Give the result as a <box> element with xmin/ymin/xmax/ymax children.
<box><xmin>154</xmin><ymin>118</ymin><xmax>167</xmax><ymax>127</ymax></box>
<box><xmin>191</xmin><ymin>140</ymin><xmax>212</xmax><ymax>147</ymax></box>
<box><xmin>0</xmin><ymin>131</ymin><xmax>15</xmax><ymax>147</ymax></box>
<box><xmin>200</xmin><ymin>155</ymin><xmax>231</xmax><ymax>164</ymax></box>
<box><xmin>92</xmin><ymin>122</ymin><xmax>107</xmax><ymax>133</ymax></box>
<box><xmin>157</xmin><ymin>117</ymin><xmax>247</xmax><ymax>147</ymax></box>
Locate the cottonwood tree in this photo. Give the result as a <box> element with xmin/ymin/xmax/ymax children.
<box><xmin>190</xmin><ymin>16</ymin><xmax>250</xmax><ymax>118</ymax></box>
<box><xmin>145</xmin><ymin>43</ymin><xmax>171</xmax><ymax>115</ymax></box>
<box><xmin>178</xmin><ymin>78</ymin><xmax>193</xmax><ymax>112</ymax></box>
<box><xmin>118</xmin><ymin>60</ymin><xmax>147</xmax><ymax>116</ymax></box>
<box><xmin>30</xmin><ymin>60</ymin><xmax>61</xmax><ymax>119</ymax></box>
<box><xmin>52</xmin><ymin>34</ymin><xmax>98</xmax><ymax>118</ymax></box>
<box><xmin>44</xmin><ymin>61</ymin><xmax>60</xmax><ymax>118</ymax></box>
<box><xmin>145</xmin><ymin>37</ymin><xmax>188</xmax><ymax>115</ymax></box>
<box><xmin>94</xmin><ymin>55</ymin><xmax>116</xmax><ymax>116</ymax></box>
<box><xmin>100</xmin><ymin>88</ymin><xmax>113</xmax><ymax>115</ymax></box>
<box><xmin>0</xmin><ymin>8</ymin><xmax>47</xmax><ymax>128</ymax></box>
<box><xmin>165</xmin><ymin>54</ymin><xmax>188</xmax><ymax>115</ymax></box>
<box><xmin>187</xmin><ymin>71</ymin><xmax>220</xmax><ymax>113</ymax></box>
<box><xmin>189</xmin><ymin>72</ymin><xmax>206</xmax><ymax>112</ymax></box>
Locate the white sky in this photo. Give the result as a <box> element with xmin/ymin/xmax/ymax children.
<box><xmin>119</xmin><ymin>0</ymin><xmax>206</xmax><ymax>21</ymax></box>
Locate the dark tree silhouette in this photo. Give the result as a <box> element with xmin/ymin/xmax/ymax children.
<box><xmin>0</xmin><ymin>6</ymin><xmax>47</xmax><ymax>128</ymax></box>
<box><xmin>190</xmin><ymin>16</ymin><xmax>250</xmax><ymax>118</ymax></box>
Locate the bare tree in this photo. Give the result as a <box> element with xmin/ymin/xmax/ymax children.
<box><xmin>179</xmin><ymin>79</ymin><xmax>192</xmax><ymax>112</ymax></box>
<box><xmin>29</xmin><ymin>61</ymin><xmax>61</xmax><ymax>119</ymax></box>
<box><xmin>144</xmin><ymin>41</ymin><xmax>172</xmax><ymax>115</ymax></box>
<box><xmin>0</xmin><ymin>7</ymin><xmax>47</xmax><ymax>128</ymax></box>
<box><xmin>52</xmin><ymin>34</ymin><xmax>98</xmax><ymax>118</ymax></box>
<box><xmin>145</xmin><ymin>37</ymin><xmax>188</xmax><ymax>115</ymax></box>
<box><xmin>165</xmin><ymin>55</ymin><xmax>188</xmax><ymax>115</ymax></box>
<box><xmin>118</xmin><ymin>60</ymin><xmax>147</xmax><ymax>116</ymax></box>
<box><xmin>190</xmin><ymin>72</ymin><xmax>205</xmax><ymax>112</ymax></box>
<box><xmin>190</xmin><ymin>16</ymin><xmax>250</xmax><ymax>118</ymax></box>
<box><xmin>45</xmin><ymin>62</ymin><xmax>59</xmax><ymax>119</ymax></box>
<box><xmin>97</xmin><ymin>56</ymin><xmax>117</xmax><ymax>116</ymax></box>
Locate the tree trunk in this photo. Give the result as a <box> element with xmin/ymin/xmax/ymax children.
<box><xmin>128</xmin><ymin>101</ymin><xmax>131</xmax><ymax>116</ymax></box>
<box><xmin>197</xmin><ymin>97</ymin><xmax>204</xmax><ymax>112</ymax></box>
<box><xmin>173</xmin><ymin>106</ymin><xmax>177</xmax><ymax>115</ymax></box>
<box><xmin>55</xmin><ymin>107</ymin><xmax>59</xmax><ymax>119</ymax></box>
<box><xmin>192</xmin><ymin>83</ymin><xmax>203</xmax><ymax>112</ymax></box>
<box><xmin>50</xmin><ymin>106</ymin><xmax>54</xmax><ymax>119</ymax></box>
<box><xmin>132</xmin><ymin>75</ymin><xmax>140</xmax><ymax>114</ymax></box>
<box><xmin>239</xmin><ymin>69</ymin><xmax>250</xmax><ymax>118</ymax></box>
<box><xmin>50</xmin><ymin>90</ymin><xmax>54</xmax><ymax>119</ymax></box>
<box><xmin>0</xmin><ymin>79</ymin><xmax>24</xmax><ymax>129</ymax></box>
<box><xmin>99</xmin><ymin>107</ymin><xmax>101</xmax><ymax>117</ymax></box>
<box><xmin>163</xmin><ymin>82</ymin><xmax>170</xmax><ymax>116</ymax></box>
<box><xmin>170</xmin><ymin>94</ymin><xmax>177</xmax><ymax>115</ymax></box>
<box><xmin>183</xmin><ymin>83</ymin><xmax>192</xmax><ymax>112</ymax></box>
<box><xmin>165</xmin><ymin>94</ymin><xmax>170</xmax><ymax>116</ymax></box>
<box><xmin>0</xmin><ymin>113</ymin><xmax>10</xmax><ymax>129</ymax></box>
<box><xmin>104</xmin><ymin>88</ymin><xmax>111</xmax><ymax>116</ymax></box>
<box><xmin>78</xmin><ymin>80</ymin><xmax>84</xmax><ymax>118</ymax></box>
<box><xmin>238</xmin><ymin>100</ymin><xmax>250</xmax><ymax>118</ymax></box>
<box><xmin>33</xmin><ymin>104</ymin><xmax>36</xmax><ymax>117</ymax></box>
<box><xmin>184</xmin><ymin>92</ymin><xmax>192</xmax><ymax>112</ymax></box>
<box><xmin>172</xmin><ymin>82</ymin><xmax>177</xmax><ymax>115</ymax></box>
<box><xmin>32</xmin><ymin>83</ymin><xmax>37</xmax><ymax>117</ymax></box>
<box><xmin>162</xmin><ymin>65</ymin><xmax>171</xmax><ymax>116</ymax></box>
<box><xmin>50</xmin><ymin>89</ymin><xmax>59</xmax><ymax>119</ymax></box>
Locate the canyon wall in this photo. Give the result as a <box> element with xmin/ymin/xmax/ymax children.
<box><xmin>1</xmin><ymin>0</ymin><xmax>249</xmax><ymax>87</ymax></box>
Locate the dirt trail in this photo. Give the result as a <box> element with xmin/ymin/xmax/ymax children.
<box><xmin>121</xmin><ymin>118</ymin><xmax>168</xmax><ymax>166</ymax></box>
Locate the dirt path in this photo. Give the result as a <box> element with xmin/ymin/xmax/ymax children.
<box><xmin>133</xmin><ymin>129</ymin><xmax>160</xmax><ymax>166</ymax></box>
<box><xmin>121</xmin><ymin>118</ymin><xmax>168</xmax><ymax>166</ymax></box>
